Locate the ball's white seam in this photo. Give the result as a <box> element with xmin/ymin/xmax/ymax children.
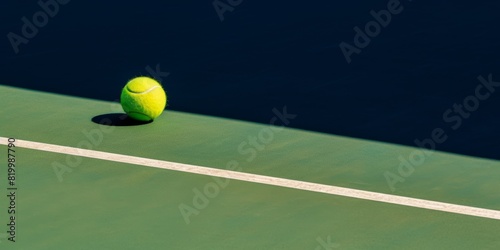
<box><xmin>127</xmin><ymin>85</ymin><xmax>160</xmax><ymax>95</ymax></box>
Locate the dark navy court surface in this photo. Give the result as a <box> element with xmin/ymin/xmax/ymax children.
<box><xmin>1</xmin><ymin>0</ymin><xmax>499</xmax><ymax>159</ymax></box>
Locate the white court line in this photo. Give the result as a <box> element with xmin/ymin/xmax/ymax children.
<box><xmin>2</xmin><ymin>137</ymin><xmax>500</xmax><ymax>221</ymax></box>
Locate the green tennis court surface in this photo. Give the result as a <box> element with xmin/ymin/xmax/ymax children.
<box><xmin>1</xmin><ymin>85</ymin><xmax>500</xmax><ymax>249</ymax></box>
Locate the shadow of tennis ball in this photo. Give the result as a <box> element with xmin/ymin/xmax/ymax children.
<box><xmin>91</xmin><ymin>113</ymin><xmax>152</xmax><ymax>126</ymax></box>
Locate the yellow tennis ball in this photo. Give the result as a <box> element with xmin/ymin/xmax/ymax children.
<box><xmin>120</xmin><ymin>76</ymin><xmax>167</xmax><ymax>122</ymax></box>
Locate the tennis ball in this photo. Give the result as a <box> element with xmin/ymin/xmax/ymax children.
<box><xmin>120</xmin><ymin>76</ymin><xmax>167</xmax><ymax>122</ymax></box>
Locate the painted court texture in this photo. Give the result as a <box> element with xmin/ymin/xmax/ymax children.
<box><xmin>1</xmin><ymin>86</ymin><xmax>499</xmax><ymax>249</ymax></box>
